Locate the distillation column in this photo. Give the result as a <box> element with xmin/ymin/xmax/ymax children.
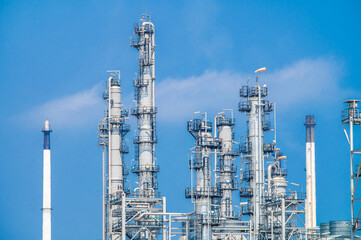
<box><xmin>131</xmin><ymin>15</ymin><xmax>158</xmax><ymax>197</ymax></box>
<box><xmin>186</xmin><ymin>117</ymin><xmax>221</xmax><ymax>240</ymax></box>
<box><xmin>108</xmin><ymin>75</ymin><xmax>128</xmax><ymax>195</ymax></box>
<box><xmin>305</xmin><ymin>115</ymin><xmax>317</xmax><ymax>231</ymax></box>
<box><xmin>98</xmin><ymin>71</ymin><xmax>130</xmax><ymax>240</ymax></box>
<box><xmin>42</xmin><ymin>120</ymin><xmax>52</xmax><ymax>240</ymax></box>
<box><xmin>239</xmin><ymin>84</ymin><xmax>271</xmax><ymax>237</ymax></box>
<box><xmin>216</xmin><ymin>115</ymin><xmax>238</xmax><ymax>218</ymax></box>
<box><xmin>249</xmin><ymin>86</ymin><xmax>265</xmax><ymax>234</ymax></box>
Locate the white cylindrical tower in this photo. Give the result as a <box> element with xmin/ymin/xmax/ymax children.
<box><xmin>42</xmin><ymin>120</ymin><xmax>52</xmax><ymax>240</ymax></box>
<box><xmin>305</xmin><ymin>115</ymin><xmax>317</xmax><ymax>230</ymax></box>
<box><xmin>109</xmin><ymin>76</ymin><xmax>125</xmax><ymax>195</ymax></box>
<box><xmin>216</xmin><ymin>116</ymin><xmax>238</xmax><ymax>218</ymax></box>
<box><xmin>98</xmin><ymin>71</ymin><xmax>130</xmax><ymax>240</ymax></box>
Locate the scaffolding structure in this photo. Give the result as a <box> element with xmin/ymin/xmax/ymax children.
<box><xmin>342</xmin><ymin>100</ymin><xmax>361</xmax><ymax>239</ymax></box>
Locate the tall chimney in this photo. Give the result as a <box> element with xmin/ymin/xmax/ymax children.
<box><xmin>42</xmin><ymin>120</ymin><xmax>52</xmax><ymax>240</ymax></box>
<box><xmin>305</xmin><ymin>115</ymin><xmax>316</xmax><ymax>230</ymax></box>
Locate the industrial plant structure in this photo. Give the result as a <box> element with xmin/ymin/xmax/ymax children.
<box><xmin>91</xmin><ymin>14</ymin><xmax>355</xmax><ymax>240</ymax></box>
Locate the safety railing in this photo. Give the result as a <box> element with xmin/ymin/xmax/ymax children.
<box><xmin>196</xmin><ymin>213</ymin><xmax>220</xmax><ymax>225</ymax></box>
<box><xmin>185</xmin><ymin>187</ymin><xmax>222</xmax><ymax>199</ymax></box>
<box><xmin>216</xmin><ymin>117</ymin><xmax>235</xmax><ymax>126</ymax></box>
<box><xmin>217</xmin><ymin>179</ymin><xmax>239</xmax><ymax>190</ymax></box>
<box><xmin>263</xmin><ymin>100</ymin><xmax>274</xmax><ymax>112</ymax></box>
<box><xmin>240</xmin><ymin>86</ymin><xmax>249</xmax><ymax>98</ymax></box>
<box><xmin>342</xmin><ymin>108</ymin><xmax>361</xmax><ymax>121</ymax></box>
<box><xmin>238</xmin><ymin>101</ymin><xmax>251</xmax><ymax>112</ymax></box>
<box><xmin>131</xmin><ymin>164</ymin><xmax>160</xmax><ymax>173</ymax></box>
<box><xmin>263</xmin><ymin>142</ymin><xmax>275</xmax><ymax>153</ymax></box>
<box><xmin>188</xmin><ymin>119</ymin><xmax>212</xmax><ymax>133</ymax></box>
<box><xmin>189</xmin><ymin>158</ymin><xmax>204</xmax><ymax>169</ymax></box>
<box><xmin>263</xmin><ymin>120</ymin><xmax>272</xmax><ymax>131</ymax></box>
<box><xmin>133</xmin><ymin>135</ymin><xmax>158</xmax><ymax>144</ymax></box>
<box><xmin>241</xmin><ymin>170</ymin><xmax>254</xmax><ymax>181</ymax></box>
<box><xmin>264</xmin><ymin>191</ymin><xmax>306</xmax><ymax>201</ymax></box>
<box><xmin>241</xmin><ymin>204</ymin><xmax>254</xmax><ymax>215</ymax></box>
<box><xmin>217</xmin><ymin>164</ymin><xmax>237</xmax><ymax>173</ymax></box>
<box><xmin>121</xmin><ymin>144</ymin><xmax>129</xmax><ymax>154</ymax></box>
<box><xmin>133</xmin><ymin>78</ymin><xmax>152</xmax><ymax>87</ymax></box>
<box><xmin>248</xmin><ymin>86</ymin><xmax>268</xmax><ymax>98</ymax></box>
<box><xmin>240</xmin><ymin>187</ymin><xmax>253</xmax><ymax>197</ymax></box>
<box><xmin>221</xmin><ymin>147</ymin><xmax>240</xmax><ymax>156</ymax></box>
<box><xmin>197</xmin><ymin>137</ymin><xmax>221</xmax><ymax>148</ymax></box>
<box><xmin>131</xmin><ymin>106</ymin><xmax>157</xmax><ymax>116</ymax></box>
<box><xmin>240</xmin><ymin>141</ymin><xmax>252</xmax><ymax>154</ymax></box>
<box><xmin>121</xmin><ymin>124</ymin><xmax>130</xmax><ymax>133</ymax></box>
<box><xmin>129</xmin><ymin>190</ymin><xmax>161</xmax><ymax>199</ymax></box>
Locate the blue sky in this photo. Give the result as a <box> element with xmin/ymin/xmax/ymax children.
<box><xmin>1</xmin><ymin>0</ymin><xmax>361</xmax><ymax>239</ymax></box>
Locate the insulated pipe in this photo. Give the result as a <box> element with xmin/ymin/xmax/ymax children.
<box><xmin>42</xmin><ymin>120</ymin><xmax>52</xmax><ymax>240</ymax></box>
<box><xmin>214</xmin><ymin>115</ymin><xmax>225</xmax><ymax>185</ymax></box>
<box><xmin>267</xmin><ymin>163</ymin><xmax>277</xmax><ymax>194</ymax></box>
<box><xmin>305</xmin><ymin>115</ymin><xmax>316</xmax><ymax>230</ymax></box>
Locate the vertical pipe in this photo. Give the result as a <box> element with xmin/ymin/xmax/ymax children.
<box><xmin>271</xmin><ymin>210</ymin><xmax>274</xmax><ymax>240</ymax></box>
<box><xmin>281</xmin><ymin>198</ymin><xmax>285</xmax><ymax>240</ymax></box>
<box><xmin>163</xmin><ymin>197</ymin><xmax>167</xmax><ymax>240</ymax></box>
<box><xmin>274</xmin><ymin>102</ymin><xmax>277</xmax><ymax>144</ymax></box>
<box><xmin>258</xmin><ymin>85</ymin><xmax>263</xmax><ymax>207</ymax></box>
<box><xmin>102</xmin><ymin>147</ymin><xmax>106</xmax><ymax>240</ymax></box>
<box><xmin>214</xmin><ymin>115</ymin><xmax>218</xmax><ymax>186</ymax></box>
<box><xmin>122</xmin><ymin>193</ymin><xmax>126</xmax><ymax>240</ymax></box>
<box><xmin>107</xmin><ymin>77</ymin><xmax>113</xmax><ymax>235</ymax></box>
<box><xmin>169</xmin><ymin>215</ymin><xmax>172</xmax><ymax>240</ymax></box>
<box><xmin>350</xmin><ymin>118</ymin><xmax>354</xmax><ymax>240</ymax></box>
<box><xmin>42</xmin><ymin>120</ymin><xmax>52</xmax><ymax>240</ymax></box>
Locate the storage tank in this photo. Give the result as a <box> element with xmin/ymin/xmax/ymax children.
<box><xmin>329</xmin><ymin>221</ymin><xmax>351</xmax><ymax>239</ymax></box>
<box><xmin>320</xmin><ymin>222</ymin><xmax>330</xmax><ymax>237</ymax></box>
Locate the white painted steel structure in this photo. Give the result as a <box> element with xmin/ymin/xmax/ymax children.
<box><xmin>42</xmin><ymin>120</ymin><xmax>52</xmax><ymax>240</ymax></box>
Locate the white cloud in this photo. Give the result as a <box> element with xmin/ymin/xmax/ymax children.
<box><xmin>156</xmin><ymin>57</ymin><xmax>352</xmax><ymax>123</ymax></box>
<box><xmin>21</xmin><ymin>83</ymin><xmax>104</xmax><ymax>129</ymax></box>
<box><xmin>156</xmin><ymin>71</ymin><xmax>245</xmax><ymax>122</ymax></box>
<box><xmin>18</xmin><ymin>57</ymin><xmax>352</xmax><ymax>130</ymax></box>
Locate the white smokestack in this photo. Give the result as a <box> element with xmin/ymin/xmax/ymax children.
<box><xmin>305</xmin><ymin>115</ymin><xmax>317</xmax><ymax>230</ymax></box>
<box><xmin>42</xmin><ymin>120</ymin><xmax>52</xmax><ymax>240</ymax></box>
